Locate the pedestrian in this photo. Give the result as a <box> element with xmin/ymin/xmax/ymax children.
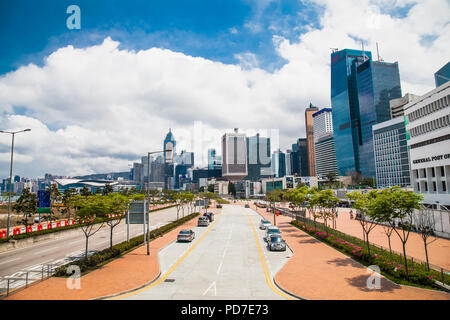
<box><xmin>349</xmin><ymin>209</ymin><xmax>353</xmax><ymax>219</ymax></box>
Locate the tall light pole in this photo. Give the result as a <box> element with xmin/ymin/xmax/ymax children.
<box><xmin>145</xmin><ymin>149</ymin><xmax>171</xmax><ymax>255</ymax></box>
<box><xmin>0</xmin><ymin>129</ymin><xmax>31</xmax><ymax>238</ymax></box>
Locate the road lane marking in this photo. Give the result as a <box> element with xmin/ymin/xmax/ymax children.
<box><xmin>0</xmin><ymin>258</ymin><xmax>20</xmax><ymax>265</ymax></box>
<box><xmin>202</xmin><ymin>280</ymin><xmax>217</xmax><ymax>296</ymax></box>
<box><xmin>216</xmin><ymin>261</ymin><xmax>223</xmax><ymax>275</ymax></box>
<box><xmin>245</xmin><ymin>209</ymin><xmax>295</xmax><ymax>300</ymax></box>
<box><xmin>109</xmin><ymin>214</ymin><xmax>222</xmax><ymax>300</ymax></box>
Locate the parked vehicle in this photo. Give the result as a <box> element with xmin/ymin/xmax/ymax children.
<box><xmin>264</xmin><ymin>226</ymin><xmax>280</xmax><ymax>242</ymax></box>
<box><xmin>198</xmin><ymin>216</ymin><xmax>210</xmax><ymax>226</ymax></box>
<box><xmin>177</xmin><ymin>229</ymin><xmax>195</xmax><ymax>242</ymax></box>
<box><xmin>259</xmin><ymin>219</ymin><xmax>271</xmax><ymax>230</ymax></box>
<box><xmin>267</xmin><ymin>234</ymin><xmax>286</xmax><ymax>251</ymax></box>
<box><xmin>203</xmin><ymin>212</ymin><xmax>214</xmax><ymax>222</ymax></box>
<box><xmin>216</xmin><ymin>204</ymin><xmax>222</xmax><ymax>208</ymax></box>
<box><xmin>245</xmin><ymin>204</ymin><xmax>250</xmax><ymax>208</ymax></box>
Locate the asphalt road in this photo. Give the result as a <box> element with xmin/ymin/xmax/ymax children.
<box><xmin>0</xmin><ymin>207</ymin><xmax>185</xmax><ymax>280</ymax></box>
<box><xmin>114</xmin><ymin>205</ymin><xmax>295</xmax><ymax>300</ymax></box>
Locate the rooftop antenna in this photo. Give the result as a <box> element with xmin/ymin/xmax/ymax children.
<box><xmin>330</xmin><ymin>48</ymin><xmax>339</xmax><ymax>53</ymax></box>
<box><xmin>361</xmin><ymin>40</ymin><xmax>368</xmax><ymax>62</ymax></box>
<box><xmin>376</xmin><ymin>42</ymin><xmax>384</xmax><ymax>62</ymax></box>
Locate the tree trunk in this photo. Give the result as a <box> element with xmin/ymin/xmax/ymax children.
<box><xmin>402</xmin><ymin>242</ymin><xmax>409</xmax><ymax>278</ymax></box>
<box><xmin>424</xmin><ymin>239</ymin><xmax>430</xmax><ymax>271</ymax></box>
<box><xmin>387</xmin><ymin>235</ymin><xmax>392</xmax><ymax>259</ymax></box>
<box><xmin>110</xmin><ymin>225</ymin><xmax>113</xmax><ymax>249</ymax></box>
<box><xmin>85</xmin><ymin>236</ymin><xmax>89</xmax><ymax>260</ymax></box>
<box><xmin>365</xmin><ymin>232</ymin><xmax>371</xmax><ymax>255</ymax></box>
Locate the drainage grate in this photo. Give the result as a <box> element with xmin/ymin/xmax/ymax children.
<box><xmin>164</xmin><ymin>278</ymin><xmax>175</xmax><ymax>283</ymax></box>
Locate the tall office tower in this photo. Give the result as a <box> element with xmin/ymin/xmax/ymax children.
<box><xmin>271</xmin><ymin>149</ymin><xmax>286</xmax><ymax>178</ymax></box>
<box><xmin>150</xmin><ymin>155</ymin><xmax>165</xmax><ymax>182</ymax></box>
<box><xmin>132</xmin><ymin>162</ymin><xmax>144</xmax><ymax>183</ymax></box>
<box><xmin>297</xmin><ymin>138</ymin><xmax>309</xmax><ymax>176</ymax></box>
<box><xmin>208</xmin><ymin>149</ymin><xmax>216</xmax><ymax>170</ymax></box>
<box><xmin>434</xmin><ymin>61</ymin><xmax>450</xmax><ymax>87</ymax></box>
<box><xmin>174</xmin><ymin>150</ymin><xmax>194</xmax><ymax>166</ymax></box>
<box><xmin>163</xmin><ymin>129</ymin><xmax>176</xmax><ymax>189</ymax></box>
<box><xmin>285</xmin><ymin>150</ymin><xmax>292</xmax><ymax>176</ymax></box>
<box><xmin>222</xmin><ymin>129</ymin><xmax>248</xmax><ymax>181</ymax></box>
<box><xmin>357</xmin><ymin>59</ymin><xmax>402</xmax><ymax>178</ymax></box>
<box><xmin>331</xmin><ymin>49</ymin><xmax>372</xmax><ymax>176</ymax></box>
<box><xmin>313</xmin><ymin>108</ymin><xmax>338</xmax><ymax>177</ymax></box>
<box><xmin>305</xmin><ymin>103</ymin><xmax>319</xmax><ymax>176</ymax></box>
<box><xmin>246</xmin><ymin>133</ymin><xmax>271</xmax><ymax>181</ymax></box>
<box><xmin>290</xmin><ymin>143</ymin><xmax>300</xmax><ymax>176</ymax></box>
<box><xmin>390</xmin><ymin>93</ymin><xmax>420</xmax><ymax>118</ymax></box>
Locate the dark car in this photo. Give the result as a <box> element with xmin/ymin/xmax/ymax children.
<box><xmin>204</xmin><ymin>212</ymin><xmax>214</xmax><ymax>222</ymax></box>
<box><xmin>216</xmin><ymin>204</ymin><xmax>222</xmax><ymax>208</ymax></box>
<box><xmin>177</xmin><ymin>229</ymin><xmax>195</xmax><ymax>242</ymax></box>
<box><xmin>245</xmin><ymin>204</ymin><xmax>250</xmax><ymax>208</ymax></box>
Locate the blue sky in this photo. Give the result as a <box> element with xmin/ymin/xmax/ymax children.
<box><xmin>0</xmin><ymin>0</ymin><xmax>449</xmax><ymax>178</ymax></box>
<box><xmin>0</xmin><ymin>0</ymin><xmax>322</xmax><ymax>75</ymax></box>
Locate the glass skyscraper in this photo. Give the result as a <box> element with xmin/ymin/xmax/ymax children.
<box><xmin>246</xmin><ymin>134</ymin><xmax>271</xmax><ymax>181</ymax></box>
<box><xmin>331</xmin><ymin>49</ymin><xmax>371</xmax><ymax>176</ymax></box>
<box><xmin>357</xmin><ymin>60</ymin><xmax>402</xmax><ymax>178</ymax></box>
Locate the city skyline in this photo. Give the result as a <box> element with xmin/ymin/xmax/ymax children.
<box><xmin>1</xmin><ymin>0</ymin><xmax>449</xmax><ymax>179</ymax></box>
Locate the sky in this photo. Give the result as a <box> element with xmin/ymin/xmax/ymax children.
<box><xmin>0</xmin><ymin>0</ymin><xmax>449</xmax><ymax>179</ymax></box>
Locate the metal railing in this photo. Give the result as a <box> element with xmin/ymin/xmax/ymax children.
<box><xmin>0</xmin><ymin>264</ymin><xmax>57</xmax><ymax>297</ymax></box>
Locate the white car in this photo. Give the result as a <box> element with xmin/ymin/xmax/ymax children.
<box><xmin>259</xmin><ymin>219</ymin><xmax>272</xmax><ymax>230</ymax></box>
<box><xmin>264</xmin><ymin>226</ymin><xmax>280</xmax><ymax>242</ymax></box>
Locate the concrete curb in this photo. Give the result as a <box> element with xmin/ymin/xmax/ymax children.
<box><xmin>272</xmin><ymin>276</ymin><xmax>306</xmax><ymax>300</ymax></box>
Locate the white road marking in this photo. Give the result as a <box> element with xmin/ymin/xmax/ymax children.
<box><xmin>202</xmin><ymin>280</ymin><xmax>217</xmax><ymax>296</ymax></box>
<box><xmin>216</xmin><ymin>261</ymin><xmax>223</xmax><ymax>275</ymax></box>
<box><xmin>0</xmin><ymin>258</ymin><xmax>20</xmax><ymax>265</ymax></box>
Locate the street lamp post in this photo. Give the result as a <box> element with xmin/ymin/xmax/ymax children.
<box><xmin>0</xmin><ymin>129</ymin><xmax>31</xmax><ymax>238</ymax></box>
<box><xmin>145</xmin><ymin>149</ymin><xmax>171</xmax><ymax>256</ymax></box>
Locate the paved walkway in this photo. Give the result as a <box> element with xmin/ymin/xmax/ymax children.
<box><xmin>250</xmin><ymin>203</ymin><xmax>450</xmax><ymax>300</ymax></box>
<box><xmin>3</xmin><ymin>210</ymin><xmax>206</xmax><ymax>300</ymax></box>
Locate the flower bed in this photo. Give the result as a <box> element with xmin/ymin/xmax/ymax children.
<box><xmin>291</xmin><ymin>220</ymin><xmax>449</xmax><ymax>290</ymax></box>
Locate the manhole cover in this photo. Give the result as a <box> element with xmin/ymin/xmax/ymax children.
<box><xmin>164</xmin><ymin>278</ymin><xmax>175</xmax><ymax>282</ymax></box>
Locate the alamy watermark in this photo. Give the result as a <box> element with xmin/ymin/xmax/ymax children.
<box><xmin>66</xmin><ymin>265</ymin><xmax>81</xmax><ymax>290</ymax></box>
<box><xmin>66</xmin><ymin>5</ymin><xmax>81</xmax><ymax>30</ymax></box>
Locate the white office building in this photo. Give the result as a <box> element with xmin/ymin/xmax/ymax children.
<box><xmin>313</xmin><ymin>108</ymin><xmax>338</xmax><ymax>177</ymax></box>
<box><xmin>372</xmin><ymin>116</ymin><xmax>411</xmax><ymax>188</ymax></box>
<box><xmin>405</xmin><ymin>81</ymin><xmax>450</xmax><ymax>210</ymax></box>
<box><xmin>222</xmin><ymin>129</ymin><xmax>248</xmax><ymax>181</ymax></box>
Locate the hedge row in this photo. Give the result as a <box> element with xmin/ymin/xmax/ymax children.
<box><xmin>0</xmin><ymin>203</ymin><xmax>177</xmax><ymax>244</ymax></box>
<box><xmin>291</xmin><ymin>220</ymin><xmax>449</xmax><ymax>290</ymax></box>
<box><xmin>53</xmin><ymin>211</ymin><xmax>199</xmax><ymax>277</ymax></box>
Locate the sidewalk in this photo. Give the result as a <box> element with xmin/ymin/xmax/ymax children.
<box><xmin>249</xmin><ymin>203</ymin><xmax>450</xmax><ymax>300</ymax></box>
<box><xmin>2</xmin><ymin>211</ymin><xmax>202</xmax><ymax>300</ymax></box>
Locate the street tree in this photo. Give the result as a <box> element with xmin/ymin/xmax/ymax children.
<box><xmin>415</xmin><ymin>209</ymin><xmax>437</xmax><ymax>271</ymax></box>
<box><xmin>13</xmin><ymin>187</ymin><xmax>37</xmax><ymax>228</ymax></box>
<box><xmin>370</xmin><ymin>187</ymin><xmax>423</xmax><ymax>277</ymax></box>
<box><xmin>80</xmin><ymin>186</ymin><xmax>92</xmax><ymax>198</ymax></box>
<box><xmin>74</xmin><ymin>194</ymin><xmax>108</xmax><ymax>259</ymax></box>
<box><xmin>61</xmin><ymin>188</ymin><xmax>78</xmax><ymax>219</ymax></box>
<box><xmin>265</xmin><ymin>189</ymin><xmax>283</xmax><ymax>226</ymax></box>
<box><xmin>346</xmin><ymin>190</ymin><xmax>379</xmax><ymax>255</ymax></box>
<box><xmin>105</xmin><ymin>194</ymin><xmax>129</xmax><ymax>249</ymax></box>
<box><xmin>102</xmin><ymin>183</ymin><xmax>114</xmax><ymax>195</ymax></box>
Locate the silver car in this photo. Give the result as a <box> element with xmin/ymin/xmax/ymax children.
<box><xmin>267</xmin><ymin>234</ymin><xmax>286</xmax><ymax>251</ymax></box>
<box><xmin>177</xmin><ymin>229</ymin><xmax>195</xmax><ymax>242</ymax></box>
<box><xmin>264</xmin><ymin>226</ymin><xmax>280</xmax><ymax>242</ymax></box>
<box><xmin>259</xmin><ymin>219</ymin><xmax>271</xmax><ymax>230</ymax></box>
<box><xmin>198</xmin><ymin>216</ymin><xmax>210</xmax><ymax>226</ymax></box>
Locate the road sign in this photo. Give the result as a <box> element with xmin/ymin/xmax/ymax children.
<box><xmin>127</xmin><ymin>200</ymin><xmax>149</xmax><ymax>224</ymax></box>
<box><xmin>37</xmin><ymin>190</ymin><xmax>51</xmax><ymax>208</ymax></box>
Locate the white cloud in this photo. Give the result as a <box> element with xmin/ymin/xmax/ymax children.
<box><xmin>0</xmin><ymin>0</ymin><xmax>449</xmax><ymax>178</ymax></box>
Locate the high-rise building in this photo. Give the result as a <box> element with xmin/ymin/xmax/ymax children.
<box><xmin>313</xmin><ymin>108</ymin><xmax>338</xmax><ymax>177</ymax></box>
<box><xmin>297</xmin><ymin>138</ymin><xmax>309</xmax><ymax>176</ymax></box>
<box><xmin>132</xmin><ymin>162</ymin><xmax>144</xmax><ymax>183</ymax></box>
<box><xmin>222</xmin><ymin>129</ymin><xmax>248</xmax><ymax>181</ymax></box>
<box><xmin>357</xmin><ymin>59</ymin><xmax>402</xmax><ymax>178</ymax></box>
<box><xmin>285</xmin><ymin>149</ymin><xmax>292</xmax><ymax>176</ymax></box>
<box><xmin>434</xmin><ymin>61</ymin><xmax>450</xmax><ymax>88</ymax></box>
<box><xmin>246</xmin><ymin>133</ymin><xmax>271</xmax><ymax>181</ymax></box>
<box><xmin>207</xmin><ymin>149</ymin><xmax>222</xmax><ymax>170</ymax></box>
<box><xmin>271</xmin><ymin>149</ymin><xmax>286</xmax><ymax>178</ymax></box>
<box><xmin>163</xmin><ymin>129</ymin><xmax>176</xmax><ymax>189</ymax></box>
<box><xmin>405</xmin><ymin>81</ymin><xmax>450</xmax><ymax>210</ymax></box>
<box><xmin>331</xmin><ymin>49</ymin><xmax>372</xmax><ymax>176</ymax></box>
<box><xmin>305</xmin><ymin>103</ymin><xmax>319</xmax><ymax>176</ymax></box>
<box><xmin>390</xmin><ymin>93</ymin><xmax>420</xmax><ymax>118</ymax></box>
<box><xmin>372</xmin><ymin>116</ymin><xmax>411</xmax><ymax>188</ymax></box>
